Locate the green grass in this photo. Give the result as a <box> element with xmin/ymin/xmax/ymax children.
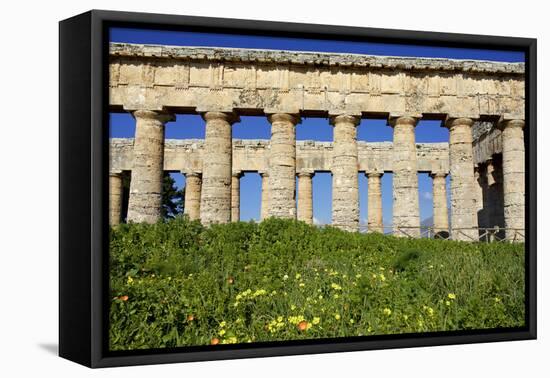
<box><xmin>109</xmin><ymin>217</ymin><xmax>525</xmax><ymax>350</ymax></box>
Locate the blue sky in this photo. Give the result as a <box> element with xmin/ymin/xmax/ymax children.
<box><xmin>109</xmin><ymin>28</ymin><xmax>523</xmax><ymax>226</ymax></box>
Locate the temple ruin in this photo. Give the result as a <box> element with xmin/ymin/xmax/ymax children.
<box><xmin>108</xmin><ymin>43</ymin><xmax>525</xmax><ymax>241</ymax></box>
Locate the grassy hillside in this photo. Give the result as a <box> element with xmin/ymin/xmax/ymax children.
<box><xmin>109</xmin><ymin>217</ymin><xmax>525</xmax><ymax>350</ymax></box>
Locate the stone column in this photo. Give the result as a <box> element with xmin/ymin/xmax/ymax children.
<box><xmin>260</xmin><ymin>171</ymin><xmax>269</xmax><ymax>221</ymax></box>
<box><xmin>445</xmin><ymin>117</ymin><xmax>478</xmax><ymax>241</ymax></box>
<box><xmin>390</xmin><ymin>116</ymin><xmax>420</xmax><ymax>237</ymax></box>
<box><xmin>366</xmin><ymin>172</ymin><xmax>383</xmax><ymax>233</ymax></box>
<box><xmin>267</xmin><ymin>113</ymin><xmax>300</xmax><ymax>219</ymax></box>
<box><xmin>499</xmin><ymin>119</ymin><xmax>525</xmax><ymax>241</ymax></box>
<box><xmin>231</xmin><ymin>171</ymin><xmax>242</xmax><ymax>222</ymax></box>
<box><xmin>486</xmin><ymin>159</ymin><xmax>503</xmax><ymax>229</ymax></box>
<box><xmin>109</xmin><ymin>171</ymin><xmax>123</xmax><ymax>226</ymax></box>
<box><xmin>297</xmin><ymin>170</ymin><xmax>314</xmax><ymax>225</ymax></box>
<box><xmin>330</xmin><ymin>114</ymin><xmax>361</xmax><ymax>232</ymax></box>
<box><xmin>430</xmin><ymin>172</ymin><xmax>449</xmax><ymax>234</ymax></box>
<box><xmin>183</xmin><ymin>171</ymin><xmax>201</xmax><ymax>221</ymax></box>
<box><xmin>476</xmin><ymin>164</ymin><xmax>489</xmax><ymax>229</ymax></box>
<box><xmin>200</xmin><ymin>111</ymin><xmax>239</xmax><ymax>225</ymax></box>
<box><xmin>127</xmin><ymin>110</ymin><xmax>175</xmax><ymax>223</ymax></box>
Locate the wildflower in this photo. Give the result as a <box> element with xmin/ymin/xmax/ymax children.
<box><xmin>277</xmin><ymin>316</ymin><xmax>284</xmax><ymax>322</ymax></box>
<box><xmin>283</xmin><ymin>274</ymin><xmax>289</xmax><ymax>281</ymax></box>
<box><xmin>349</xmin><ymin>319</ymin><xmax>355</xmax><ymax>324</ymax></box>
<box><xmin>297</xmin><ymin>321</ymin><xmax>311</xmax><ymax>331</ymax></box>
<box><xmin>312</xmin><ymin>317</ymin><xmax>320</xmax><ymax>325</ymax></box>
<box><xmin>224</xmin><ymin>336</ymin><xmax>238</xmax><ymax>344</ymax></box>
<box><xmin>119</xmin><ymin>295</ymin><xmax>129</xmax><ymax>301</ymax></box>
<box><xmin>372</xmin><ymin>274</ymin><xmax>378</xmax><ymax>279</ymax></box>
<box><xmin>403</xmin><ymin>315</ymin><xmax>409</xmax><ymax>321</ymax></box>
<box><xmin>334</xmin><ymin>313</ymin><xmax>341</xmax><ymax>320</ymax></box>
<box><xmin>331</xmin><ymin>283</ymin><xmax>342</xmax><ymax>290</ymax></box>
<box><xmin>271</xmin><ymin>290</ymin><xmax>277</xmax><ymax>296</ymax></box>
<box><xmin>211</xmin><ymin>338</ymin><xmax>220</xmax><ymax>345</ymax></box>
<box><xmin>291</xmin><ymin>304</ymin><xmax>296</xmax><ymax>311</ymax></box>
<box><xmin>299</xmin><ymin>282</ymin><xmax>305</xmax><ymax>288</ymax></box>
<box><xmin>187</xmin><ymin>315</ymin><xmax>195</xmax><ymax>321</ymax></box>
<box><xmin>295</xmin><ymin>273</ymin><xmax>301</xmax><ymax>280</ymax></box>
<box><xmin>448</xmin><ymin>293</ymin><xmax>456</xmax><ymax>300</ymax></box>
<box><xmin>219</xmin><ymin>321</ymin><xmax>226</xmax><ymax>328</ymax></box>
<box><xmin>333</xmin><ymin>294</ymin><xmax>340</xmax><ymax>299</ymax></box>
<box><xmin>218</xmin><ymin>329</ymin><xmax>226</xmax><ymax>336</ymax></box>
<box><xmin>445</xmin><ymin>300</ymin><xmax>451</xmax><ymax>306</ymax></box>
<box><xmin>379</xmin><ymin>273</ymin><xmax>386</xmax><ymax>282</ymax></box>
<box><xmin>318</xmin><ymin>295</ymin><xmax>323</xmax><ymax>300</ymax></box>
<box><xmin>227</xmin><ymin>276</ymin><xmax>234</xmax><ymax>285</ymax></box>
<box><xmin>127</xmin><ymin>276</ymin><xmax>134</xmax><ymax>284</ymax></box>
<box><xmin>383</xmin><ymin>308</ymin><xmax>392</xmax><ymax>316</ymax></box>
<box><xmin>494</xmin><ymin>297</ymin><xmax>501</xmax><ymax>303</ymax></box>
<box><xmin>427</xmin><ymin>307</ymin><xmax>434</xmax><ymax>316</ymax></box>
<box><xmin>379</xmin><ymin>267</ymin><xmax>385</xmax><ymax>271</ymax></box>
<box><xmin>355</xmin><ymin>274</ymin><xmax>362</xmax><ymax>279</ymax></box>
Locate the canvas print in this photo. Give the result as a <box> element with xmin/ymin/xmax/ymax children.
<box><xmin>108</xmin><ymin>27</ymin><xmax>526</xmax><ymax>352</ymax></box>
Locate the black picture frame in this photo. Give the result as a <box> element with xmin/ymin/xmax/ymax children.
<box><xmin>59</xmin><ymin>9</ymin><xmax>537</xmax><ymax>368</ymax></box>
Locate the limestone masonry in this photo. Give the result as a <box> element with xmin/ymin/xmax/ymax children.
<box><xmin>109</xmin><ymin>43</ymin><xmax>525</xmax><ymax>242</ymax></box>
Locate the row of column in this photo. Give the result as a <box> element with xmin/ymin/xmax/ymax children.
<box><xmin>110</xmin><ymin>109</ymin><xmax>525</xmax><ymax>242</ymax></box>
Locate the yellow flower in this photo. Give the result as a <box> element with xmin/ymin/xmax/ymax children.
<box><xmin>403</xmin><ymin>314</ymin><xmax>409</xmax><ymax>321</ymax></box>
<box><xmin>494</xmin><ymin>297</ymin><xmax>501</xmax><ymax>303</ymax></box>
<box><xmin>299</xmin><ymin>282</ymin><xmax>305</xmax><ymax>287</ymax></box>
<box><xmin>318</xmin><ymin>295</ymin><xmax>323</xmax><ymax>300</ymax></box>
<box><xmin>379</xmin><ymin>273</ymin><xmax>386</xmax><ymax>282</ymax></box>
<box><xmin>333</xmin><ymin>294</ymin><xmax>340</xmax><ymax>299</ymax></box>
<box><xmin>219</xmin><ymin>321</ymin><xmax>226</xmax><ymax>328</ymax></box>
<box><xmin>331</xmin><ymin>283</ymin><xmax>342</xmax><ymax>290</ymax></box>
<box><xmin>349</xmin><ymin>319</ymin><xmax>355</xmax><ymax>324</ymax></box>
<box><xmin>127</xmin><ymin>276</ymin><xmax>134</xmax><ymax>284</ymax></box>
<box><xmin>445</xmin><ymin>300</ymin><xmax>451</xmax><ymax>306</ymax></box>
<box><xmin>218</xmin><ymin>329</ymin><xmax>226</xmax><ymax>336</ymax></box>
<box><xmin>290</xmin><ymin>304</ymin><xmax>296</xmax><ymax>311</ymax></box>
<box><xmin>312</xmin><ymin>317</ymin><xmax>321</xmax><ymax>325</ymax></box>
<box><xmin>334</xmin><ymin>314</ymin><xmax>341</xmax><ymax>320</ymax></box>
<box><xmin>427</xmin><ymin>307</ymin><xmax>434</xmax><ymax>316</ymax></box>
<box><xmin>295</xmin><ymin>273</ymin><xmax>301</xmax><ymax>280</ymax></box>
<box><xmin>383</xmin><ymin>308</ymin><xmax>392</xmax><ymax>316</ymax></box>
<box><xmin>448</xmin><ymin>293</ymin><xmax>456</xmax><ymax>300</ymax></box>
<box><xmin>277</xmin><ymin>316</ymin><xmax>284</xmax><ymax>322</ymax></box>
<box><xmin>355</xmin><ymin>274</ymin><xmax>362</xmax><ymax>279</ymax></box>
<box><xmin>283</xmin><ymin>274</ymin><xmax>289</xmax><ymax>281</ymax></box>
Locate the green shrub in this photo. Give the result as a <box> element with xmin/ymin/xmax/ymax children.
<box><xmin>109</xmin><ymin>217</ymin><xmax>525</xmax><ymax>350</ymax></box>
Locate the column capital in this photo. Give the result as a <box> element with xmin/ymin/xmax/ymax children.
<box><xmin>329</xmin><ymin>114</ymin><xmax>361</xmax><ymax>127</ymax></box>
<box><xmin>444</xmin><ymin>116</ymin><xmax>475</xmax><ymax>129</ymax></box>
<box><xmin>297</xmin><ymin>170</ymin><xmax>315</xmax><ymax>178</ymax></box>
<box><xmin>497</xmin><ymin>118</ymin><xmax>525</xmax><ymax>131</ymax></box>
<box><xmin>266</xmin><ymin>113</ymin><xmax>301</xmax><ymax>125</ymax></box>
<box><xmin>201</xmin><ymin>111</ymin><xmax>240</xmax><ymax>124</ymax></box>
<box><xmin>429</xmin><ymin>171</ymin><xmax>447</xmax><ymax>179</ymax></box>
<box><xmin>232</xmin><ymin>171</ymin><xmax>243</xmax><ymax>178</ymax></box>
<box><xmin>109</xmin><ymin>170</ymin><xmax>123</xmax><ymax>177</ymax></box>
<box><xmin>131</xmin><ymin>109</ymin><xmax>176</xmax><ymax>123</ymax></box>
<box><xmin>366</xmin><ymin>171</ymin><xmax>383</xmax><ymax>178</ymax></box>
<box><xmin>182</xmin><ymin>170</ymin><xmax>201</xmax><ymax>178</ymax></box>
<box><xmin>388</xmin><ymin>115</ymin><xmax>420</xmax><ymax>128</ymax></box>
<box><xmin>258</xmin><ymin>170</ymin><xmax>269</xmax><ymax>177</ymax></box>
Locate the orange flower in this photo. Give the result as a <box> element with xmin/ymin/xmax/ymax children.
<box><xmin>297</xmin><ymin>321</ymin><xmax>309</xmax><ymax>331</ymax></box>
<box><xmin>211</xmin><ymin>338</ymin><xmax>220</xmax><ymax>345</ymax></box>
<box><xmin>187</xmin><ymin>315</ymin><xmax>195</xmax><ymax>321</ymax></box>
<box><xmin>227</xmin><ymin>277</ymin><xmax>234</xmax><ymax>285</ymax></box>
<box><xmin>119</xmin><ymin>295</ymin><xmax>129</xmax><ymax>301</ymax></box>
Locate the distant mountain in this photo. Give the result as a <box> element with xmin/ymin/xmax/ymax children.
<box><xmin>421</xmin><ymin>216</ymin><xmax>434</xmax><ymax>228</ymax></box>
